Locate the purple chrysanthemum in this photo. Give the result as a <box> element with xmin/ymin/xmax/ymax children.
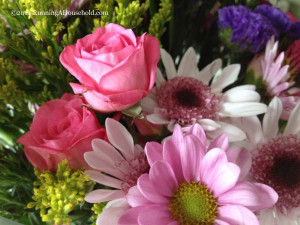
<box><xmin>218</xmin><ymin>5</ymin><xmax>278</xmax><ymax>53</ymax></box>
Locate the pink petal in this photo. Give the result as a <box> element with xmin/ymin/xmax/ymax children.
<box><xmin>217</xmin><ymin>205</ymin><xmax>259</xmax><ymax>225</ymax></box>
<box><xmin>200</xmin><ymin>148</ymin><xmax>227</xmax><ymax>187</ymax></box>
<box><xmin>218</xmin><ymin>182</ymin><xmax>278</xmax><ymax>211</ymax></box>
<box><xmin>163</xmin><ymin>139</ymin><xmax>184</xmax><ymax>183</ymax></box>
<box><xmin>84</xmin><ymin>189</ymin><xmax>124</xmax><ymax>203</ymax></box>
<box><xmin>168</xmin><ymin>222</ymin><xmax>180</xmax><ymax>225</ymax></box>
<box><xmin>92</xmin><ymin>139</ymin><xmax>128</xmax><ymax>168</ymax></box>
<box><xmin>181</xmin><ymin>134</ymin><xmax>206</xmax><ymax>182</ymax></box>
<box><xmin>208</xmin><ymin>134</ymin><xmax>228</xmax><ymax>151</ymax></box>
<box><xmin>96</xmin><ymin>205</ymin><xmax>128</xmax><ymax>225</ymax></box>
<box><xmin>84</xmin><ymin>170</ymin><xmax>122</xmax><ymax>189</ymax></box>
<box><xmin>138</xmin><ymin>174</ymin><xmax>169</xmax><ymax>204</ymax></box>
<box><xmin>209</xmin><ymin>162</ymin><xmax>240</xmax><ymax>197</ymax></box>
<box><xmin>150</xmin><ymin>161</ymin><xmax>178</xmax><ymax>197</ymax></box>
<box><xmin>84</xmin><ymin>151</ymin><xmax>125</xmax><ymax>179</ymax></box>
<box><xmin>118</xmin><ymin>206</ymin><xmax>145</xmax><ymax>225</ymax></box>
<box><xmin>106</xmin><ymin>118</ymin><xmax>134</xmax><ymax>160</ymax></box>
<box><xmin>138</xmin><ymin>205</ymin><xmax>173</xmax><ymax>224</ymax></box>
<box><xmin>145</xmin><ymin>142</ymin><xmax>163</xmax><ymax>167</ymax></box>
<box><xmin>185</xmin><ymin>124</ymin><xmax>207</xmax><ymax>147</ymax></box>
<box><xmin>214</xmin><ymin>219</ymin><xmax>230</xmax><ymax>225</ymax></box>
<box><xmin>127</xmin><ymin>185</ymin><xmax>152</xmax><ymax>207</ymax></box>
<box><xmin>226</xmin><ymin>147</ymin><xmax>251</xmax><ymax>179</ymax></box>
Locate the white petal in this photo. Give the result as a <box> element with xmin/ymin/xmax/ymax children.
<box><xmin>240</xmin><ymin>117</ymin><xmax>264</xmax><ymax>145</ymax></box>
<box><xmin>198</xmin><ymin>119</ymin><xmax>221</xmax><ymax>131</ymax></box>
<box><xmin>284</xmin><ymin>102</ymin><xmax>300</xmax><ymax>135</ymax></box>
<box><xmin>155</xmin><ymin>68</ymin><xmax>166</xmax><ymax>88</ymax></box>
<box><xmin>263</xmin><ymin>97</ymin><xmax>282</xmax><ymax>139</ymax></box>
<box><xmin>207</xmin><ymin>121</ymin><xmax>246</xmax><ymax>142</ymax></box>
<box><xmin>258</xmin><ymin>209</ymin><xmax>276</xmax><ymax>225</ymax></box>
<box><xmin>220</xmin><ymin>102</ymin><xmax>267</xmax><ymax>117</ymax></box>
<box><xmin>211</xmin><ymin>64</ymin><xmax>240</xmax><ymax>93</ymax></box>
<box><xmin>146</xmin><ymin>113</ymin><xmax>170</xmax><ymax>124</ymax></box>
<box><xmin>177</xmin><ymin>47</ymin><xmax>199</xmax><ymax>78</ymax></box>
<box><xmin>84</xmin><ymin>170</ymin><xmax>122</xmax><ymax>189</ymax></box>
<box><xmin>106</xmin><ymin>118</ymin><xmax>134</xmax><ymax>160</ymax></box>
<box><xmin>84</xmin><ymin>189</ymin><xmax>124</xmax><ymax>203</ymax></box>
<box><xmin>141</xmin><ymin>96</ymin><xmax>158</xmax><ymax>113</ymax></box>
<box><xmin>224</xmin><ymin>90</ymin><xmax>260</xmax><ymax>102</ymax></box>
<box><xmin>225</xmin><ymin>85</ymin><xmax>256</xmax><ymax>93</ymax></box>
<box><xmin>198</xmin><ymin>58</ymin><xmax>222</xmax><ymax>85</ymax></box>
<box><xmin>161</xmin><ymin>48</ymin><xmax>177</xmax><ymax>80</ymax></box>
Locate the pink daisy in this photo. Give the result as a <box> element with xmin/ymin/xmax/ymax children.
<box><xmin>230</xmin><ymin>97</ymin><xmax>300</xmax><ymax>224</ymax></box>
<box><xmin>118</xmin><ymin>124</ymin><xmax>278</xmax><ymax>225</ymax></box>
<box><xmin>84</xmin><ymin>118</ymin><xmax>149</xmax><ymax>225</ymax></box>
<box><xmin>141</xmin><ymin>47</ymin><xmax>267</xmax><ymax>142</ymax></box>
<box><xmin>248</xmin><ymin>37</ymin><xmax>299</xmax><ymax>120</ymax></box>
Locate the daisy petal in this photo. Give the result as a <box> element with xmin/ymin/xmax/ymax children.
<box><xmin>208</xmin><ymin>134</ymin><xmax>228</xmax><ymax>151</ymax></box>
<box><xmin>218</xmin><ymin>182</ymin><xmax>278</xmax><ymax>211</ymax></box>
<box><xmin>209</xmin><ymin>162</ymin><xmax>240</xmax><ymax>197</ymax></box>
<box><xmin>224</xmin><ymin>89</ymin><xmax>260</xmax><ymax>102</ymax></box>
<box><xmin>258</xmin><ymin>209</ymin><xmax>276</xmax><ymax>225</ymax></box>
<box><xmin>168</xmin><ymin>222</ymin><xmax>180</xmax><ymax>225</ymax></box>
<box><xmin>226</xmin><ymin>147</ymin><xmax>251</xmax><ymax>179</ymax></box>
<box><xmin>220</xmin><ymin>102</ymin><xmax>267</xmax><ymax>117</ymax></box>
<box><xmin>181</xmin><ymin>134</ymin><xmax>206</xmax><ymax>182</ymax></box>
<box><xmin>137</xmin><ymin>174</ymin><xmax>169</xmax><ymax>204</ymax></box>
<box><xmin>146</xmin><ymin>113</ymin><xmax>170</xmax><ymax>124</ymax></box>
<box><xmin>207</xmin><ymin>121</ymin><xmax>246</xmax><ymax>142</ymax></box>
<box><xmin>211</xmin><ymin>64</ymin><xmax>240</xmax><ymax>93</ymax></box>
<box><xmin>127</xmin><ymin>185</ymin><xmax>152</xmax><ymax>207</ymax></box>
<box><xmin>150</xmin><ymin>161</ymin><xmax>178</xmax><ymax>197</ymax></box>
<box><xmin>198</xmin><ymin>58</ymin><xmax>222</xmax><ymax>85</ymax></box>
<box><xmin>284</xmin><ymin>102</ymin><xmax>300</xmax><ymax>135</ymax></box>
<box><xmin>156</xmin><ymin>68</ymin><xmax>166</xmax><ymax>87</ymax></box>
<box><xmin>118</xmin><ymin>206</ymin><xmax>144</xmax><ymax>225</ymax></box>
<box><xmin>141</xmin><ymin>96</ymin><xmax>159</xmax><ymax>113</ymax></box>
<box><xmin>263</xmin><ymin>97</ymin><xmax>282</xmax><ymax>139</ymax></box>
<box><xmin>96</xmin><ymin>206</ymin><xmax>128</xmax><ymax>225</ymax></box>
<box><xmin>161</xmin><ymin>48</ymin><xmax>177</xmax><ymax>80</ymax></box>
<box><xmin>138</xmin><ymin>205</ymin><xmax>173</xmax><ymax>224</ymax></box>
<box><xmin>145</xmin><ymin>142</ymin><xmax>163</xmax><ymax>167</ymax></box>
<box><xmin>200</xmin><ymin>148</ymin><xmax>227</xmax><ymax>186</ymax></box>
<box><xmin>218</xmin><ymin>205</ymin><xmax>259</xmax><ymax>225</ymax></box>
<box><xmin>177</xmin><ymin>47</ymin><xmax>199</xmax><ymax>78</ymax></box>
<box><xmin>198</xmin><ymin>119</ymin><xmax>221</xmax><ymax>131</ymax></box>
<box><xmin>185</xmin><ymin>123</ymin><xmax>207</xmax><ymax>147</ymax></box>
<box><xmin>84</xmin><ymin>189</ymin><xmax>124</xmax><ymax>203</ymax></box>
<box><xmin>84</xmin><ymin>170</ymin><xmax>122</xmax><ymax>189</ymax></box>
<box><xmin>106</xmin><ymin>118</ymin><xmax>134</xmax><ymax>160</ymax></box>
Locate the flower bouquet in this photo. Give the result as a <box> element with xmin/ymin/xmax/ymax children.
<box><xmin>1</xmin><ymin>0</ymin><xmax>300</xmax><ymax>224</ymax></box>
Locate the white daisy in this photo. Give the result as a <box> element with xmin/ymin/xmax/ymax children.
<box><xmin>231</xmin><ymin>97</ymin><xmax>300</xmax><ymax>224</ymax></box>
<box><xmin>141</xmin><ymin>47</ymin><xmax>267</xmax><ymax>141</ymax></box>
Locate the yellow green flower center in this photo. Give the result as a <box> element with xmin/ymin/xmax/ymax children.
<box><xmin>169</xmin><ymin>181</ymin><xmax>218</xmax><ymax>225</ymax></box>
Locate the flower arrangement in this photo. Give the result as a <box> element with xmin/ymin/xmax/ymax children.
<box><xmin>1</xmin><ymin>0</ymin><xmax>300</xmax><ymax>225</ymax></box>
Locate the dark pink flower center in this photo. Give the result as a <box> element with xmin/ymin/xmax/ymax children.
<box><xmin>121</xmin><ymin>152</ymin><xmax>149</xmax><ymax>193</ymax></box>
<box><xmin>156</xmin><ymin>77</ymin><xmax>221</xmax><ymax>126</ymax></box>
<box><xmin>251</xmin><ymin>134</ymin><xmax>300</xmax><ymax>212</ymax></box>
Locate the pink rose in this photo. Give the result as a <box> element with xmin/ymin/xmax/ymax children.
<box><xmin>17</xmin><ymin>94</ymin><xmax>106</xmax><ymax>171</ymax></box>
<box><xmin>59</xmin><ymin>23</ymin><xmax>160</xmax><ymax>113</ymax></box>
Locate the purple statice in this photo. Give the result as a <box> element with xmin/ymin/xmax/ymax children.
<box><xmin>255</xmin><ymin>5</ymin><xmax>291</xmax><ymax>33</ymax></box>
<box><xmin>218</xmin><ymin>5</ymin><xmax>278</xmax><ymax>53</ymax></box>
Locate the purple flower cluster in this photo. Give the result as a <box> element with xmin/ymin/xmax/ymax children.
<box><xmin>218</xmin><ymin>5</ymin><xmax>300</xmax><ymax>53</ymax></box>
